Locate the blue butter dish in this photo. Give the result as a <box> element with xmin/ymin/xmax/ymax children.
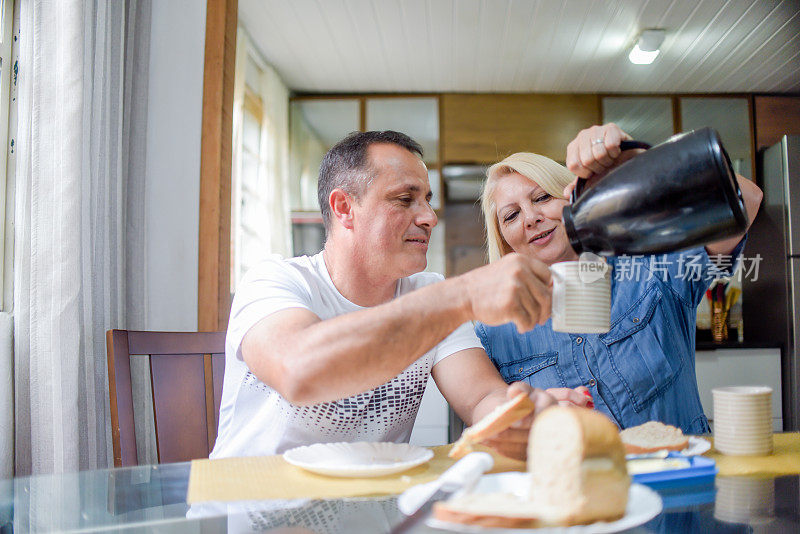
<box><xmin>628</xmin><ymin>453</ymin><xmax>717</xmax><ymax>490</ymax></box>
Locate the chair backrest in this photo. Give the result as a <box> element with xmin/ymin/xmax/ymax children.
<box><xmin>106</xmin><ymin>330</ymin><xmax>226</xmax><ymax>467</ymax></box>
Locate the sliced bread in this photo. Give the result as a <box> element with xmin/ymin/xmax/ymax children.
<box><xmin>448</xmin><ymin>393</ymin><xmax>536</xmax><ymax>459</ymax></box>
<box><xmin>619</xmin><ymin>421</ymin><xmax>689</xmax><ymax>454</ymax></box>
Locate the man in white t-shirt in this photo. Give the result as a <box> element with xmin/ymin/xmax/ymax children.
<box><xmin>211</xmin><ymin>131</ymin><xmax>589</xmax><ymax>461</ymax></box>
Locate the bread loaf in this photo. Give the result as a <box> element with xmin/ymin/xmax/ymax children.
<box><xmin>528</xmin><ymin>407</ymin><xmax>630</xmax><ymax>526</ymax></box>
<box><xmin>448</xmin><ymin>393</ymin><xmax>536</xmax><ymax>459</ymax></box>
<box><xmin>619</xmin><ymin>421</ymin><xmax>689</xmax><ymax>454</ymax></box>
<box><xmin>435</xmin><ymin>407</ymin><xmax>630</xmax><ymax>527</ymax></box>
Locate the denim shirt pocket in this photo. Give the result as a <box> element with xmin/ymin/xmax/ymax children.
<box><xmin>600</xmin><ymin>285</ymin><xmax>682</xmax><ymax>412</ymax></box>
<box><xmin>496</xmin><ymin>352</ymin><xmax>565</xmax><ymax>388</ymax></box>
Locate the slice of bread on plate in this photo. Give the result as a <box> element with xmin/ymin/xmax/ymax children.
<box><xmin>435</xmin><ymin>407</ymin><xmax>630</xmax><ymax>527</ymax></box>
<box><xmin>448</xmin><ymin>393</ymin><xmax>536</xmax><ymax>459</ymax></box>
<box><xmin>619</xmin><ymin>421</ymin><xmax>689</xmax><ymax>454</ymax></box>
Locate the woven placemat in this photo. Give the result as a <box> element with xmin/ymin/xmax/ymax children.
<box><xmin>704</xmin><ymin>432</ymin><xmax>800</xmax><ymax>477</ymax></box>
<box><xmin>187</xmin><ymin>444</ymin><xmax>525</xmax><ymax>503</ymax></box>
<box><xmin>188</xmin><ymin>433</ymin><xmax>800</xmax><ymax>503</ymax></box>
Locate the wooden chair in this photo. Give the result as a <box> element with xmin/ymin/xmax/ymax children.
<box><xmin>106</xmin><ymin>330</ymin><xmax>226</xmax><ymax>467</ymax></box>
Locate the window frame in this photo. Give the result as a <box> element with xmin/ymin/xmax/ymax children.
<box><xmin>230</xmin><ymin>85</ymin><xmax>266</xmax><ymax>291</ymax></box>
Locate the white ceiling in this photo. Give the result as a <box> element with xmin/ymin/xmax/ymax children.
<box><xmin>238</xmin><ymin>0</ymin><xmax>800</xmax><ymax>94</ymax></box>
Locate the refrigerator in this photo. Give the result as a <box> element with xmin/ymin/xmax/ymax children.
<box><xmin>744</xmin><ymin>135</ymin><xmax>800</xmax><ymax>431</ymax></box>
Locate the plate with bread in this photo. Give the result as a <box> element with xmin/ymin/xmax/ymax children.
<box><xmin>400</xmin><ymin>399</ymin><xmax>662</xmax><ymax>533</ymax></box>
<box><xmin>620</xmin><ymin>421</ymin><xmax>711</xmax><ymax>458</ymax></box>
<box><xmin>400</xmin><ymin>473</ymin><xmax>662</xmax><ymax>533</ymax></box>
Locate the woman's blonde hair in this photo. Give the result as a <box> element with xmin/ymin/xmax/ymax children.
<box><xmin>481</xmin><ymin>153</ymin><xmax>576</xmax><ymax>263</ymax></box>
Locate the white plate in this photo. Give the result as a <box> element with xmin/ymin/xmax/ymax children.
<box><xmin>282</xmin><ymin>441</ymin><xmax>433</xmax><ymax>477</ymax></box>
<box><xmin>398</xmin><ymin>472</ymin><xmax>662</xmax><ymax>533</ymax></box>
<box><xmin>681</xmin><ymin>436</ymin><xmax>711</xmax><ymax>456</ymax></box>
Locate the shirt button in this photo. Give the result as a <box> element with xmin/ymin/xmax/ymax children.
<box><xmin>588</xmin><ymin>378</ymin><xmax>597</xmax><ymax>387</ymax></box>
<box><xmin>575</xmin><ymin>337</ymin><xmax>583</xmax><ymax>344</ymax></box>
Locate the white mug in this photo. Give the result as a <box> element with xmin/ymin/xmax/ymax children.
<box><xmin>712</xmin><ymin>386</ymin><xmax>773</xmax><ymax>456</ymax></box>
<box><xmin>550</xmin><ymin>257</ymin><xmax>611</xmax><ymax>334</ymax></box>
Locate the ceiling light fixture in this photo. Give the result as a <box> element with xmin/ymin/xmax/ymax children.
<box><xmin>629</xmin><ymin>29</ymin><xmax>666</xmax><ymax>65</ymax></box>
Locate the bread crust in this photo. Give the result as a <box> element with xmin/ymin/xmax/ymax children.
<box><xmin>449</xmin><ymin>393</ymin><xmax>536</xmax><ymax>459</ymax></box>
<box><xmin>559</xmin><ymin>468</ymin><xmax>629</xmax><ymax>526</ymax></box>
<box><xmin>530</xmin><ymin>406</ymin><xmax>627</xmax><ymax>470</ymax></box>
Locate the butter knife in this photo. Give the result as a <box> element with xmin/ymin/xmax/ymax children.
<box><xmin>390</xmin><ymin>452</ymin><xmax>494</xmax><ymax>534</ymax></box>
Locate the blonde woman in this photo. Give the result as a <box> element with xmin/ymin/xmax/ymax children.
<box><xmin>475</xmin><ymin>123</ymin><xmax>762</xmax><ymax>433</ymax></box>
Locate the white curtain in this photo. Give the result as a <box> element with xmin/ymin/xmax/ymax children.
<box><xmin>231</xmin><ymin>29</ymin><xmax>291</xmax><ymax>289</ymax></box>
<box><xmin>9</xmin><ymin>0</ymin><xmax>150</xmax><ymax>476</ymax></box>
<box><xmin>0</xmin><ymin>314</ymin><xmax>12</xmax><ymax>478</ymax></box>
<box><xmin>256</xmin><ymin>52</ymin><xmax>292</xmax><ymax>259</ymax></box>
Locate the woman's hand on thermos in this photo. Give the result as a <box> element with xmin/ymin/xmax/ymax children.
<box><xmin>564</xmin><ymin>123</ymin><xmax>643</xmax><ymax>198</ymax></box>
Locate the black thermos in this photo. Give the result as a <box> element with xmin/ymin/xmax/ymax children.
<box><xmin>562</xmin><ymin>128</ymin><xmax>749</xmax><ymax>256</ymax></box>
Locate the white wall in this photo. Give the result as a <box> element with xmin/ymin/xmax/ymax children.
<box><xmin>143</xmin><ymin>1</ymin><xmax>206</xmax><ymax>330</ymax></box>
<box><xmin>409</xmin><ymin>221</ymin><xmax>451</xmax><ymax>446</ymax></box>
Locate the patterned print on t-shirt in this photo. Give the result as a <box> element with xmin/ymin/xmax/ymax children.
<box><xmin>242</xmin><ymin>359</ymin><xmax>431</xmax><ymax>438</ymax></box>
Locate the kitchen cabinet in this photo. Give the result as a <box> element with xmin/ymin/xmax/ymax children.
<box><xmin>755</xmin><ymin>95</ymin><xmax>800</xmax><ymax>151</ymax></box>
<box><xmin>440</xmin><ymin>94</ymin><xmax>599</xmax><ymax>163</ymax></box>
<box><xmin>289</xmin><ymin>99</ymin><xmax>360</xmax><ymax>212</ymax></box>
<box><xmin>680</xmin><ymin>97</ymin><xmax>753</xmax><ymax>180</ymax></box>
<box><xmin>366</xmin><ymin>98</ymin><xmax>439</xmax><ymax>164</ymax></box>
<box><xmin>288</xmin><ymin>98</ymin><xmax>358</xmax><ymax>257</ymax></box>
<box><xmin>365</xmin><ymin>97</ymin><xmax>442</xmax><ymax>210</ymax></box>
<box><xmin>602</xmin><ymin>96</ymin><xmax>674</xmax><ymax>145</ymax></box>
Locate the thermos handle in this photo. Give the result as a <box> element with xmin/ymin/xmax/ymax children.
<box><xmin>571</xmin><ymin>140</ymin><xmax>653</xmax><ymax>203</ymax></box>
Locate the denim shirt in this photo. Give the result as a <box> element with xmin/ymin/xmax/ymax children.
<box><xmin>475</xmin><ymin>240</ymin><xmax>746</xmax><ymax>435</ymax></box>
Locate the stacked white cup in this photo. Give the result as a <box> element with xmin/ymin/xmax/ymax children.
<box><xmin>550</xmin><ymin>257</ymin><xmax>611</xmax><ymax>334</ymax></box>
<box><xmin>712</xmin><ymin>386</ymin><xmax>773</xmax><ymax>456</ymax></box>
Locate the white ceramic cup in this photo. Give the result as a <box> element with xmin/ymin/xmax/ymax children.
<box><xmin>550</xmin><ymin>259</ymin><xmax>611</xmax><ymax>334</ymax></box>
<box><xmin>712</xmin><ymin>386</ymin><xmax>773</xmax><ymax>456</ymax></box>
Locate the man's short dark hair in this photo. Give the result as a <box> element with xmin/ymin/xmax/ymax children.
<box><xmin>317</xmin><ymin>130</ymin><xmax>424</xmax><ymax>231</ymax></box>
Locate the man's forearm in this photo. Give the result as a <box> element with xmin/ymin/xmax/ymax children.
<box><xmin>254</xmin><ymin>276</ymin><xmax>473</xmax><ymax>405</ymax></box>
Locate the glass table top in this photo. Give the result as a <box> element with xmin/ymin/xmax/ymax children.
<box><xmin>0</xmin><ymin>461</ymin><xmax>798</xmax><ymax>533</ymax></box>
